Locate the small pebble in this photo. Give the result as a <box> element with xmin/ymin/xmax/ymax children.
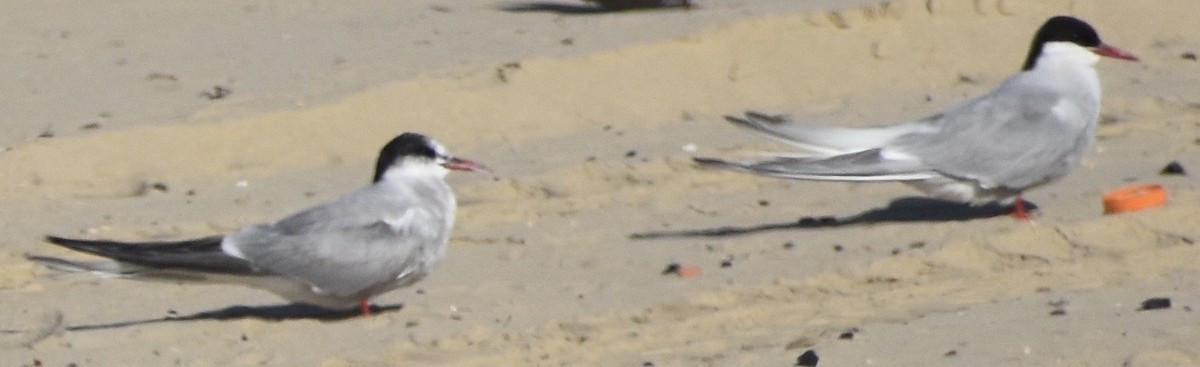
<box><xmin>201</xmin><ymin>85</ymin><xmax>231</xmax><ymax>100</ymax></box>
<box><xmin>837</xmin><ymin>330</ymin><xmax>855</xmax><ymax>340</ymax></box>
<box><xmin>833</xmin><ymin>244</ymin><xmax>844</xmax><ymax>252</ymax></box>
<box><xmin>944</xmin><ymin>350</ymin><xmax>958</xmax><ymax>357</ymax></box>
<box><xmin>1050</xmin><ymin>308</ymin><xmax>1066</xmax><ymax>316</ymax></box>
<box><xmin>719</xmin><ymin>256</ymin><xmax>734</xmax><ymax>268</ymax></box>
<box><xmin>661</xmin><ymin>262</ymin><xmax>681</xmax><ymax>275</ymax></box>
<box><xmin>1139</xmin><ymin>297</ymin><xmax>1172</xmax><ymax>311</ymax></box>
<box><xmin>758</xmin><ymin>199</ymin><xmax>770</xmax><ymax>207</ymax></box>
<box><xmin>782</xmin><ymin>241</ymin><xmax>795</xmax><ymax>250</ymax></box>
<box><xmin>1160</xmin><ymin>161</ymin><xmax>1186</xmax><ymax>176</ymax></box>
<box><xmin>795</xmin><ymin>349</ymin><xmax>819</xmax><ymax>366</ymax></box>
<box><xmin>1182</xmin><ymin>52</ymin><xmax>1197</xmax><ymax>61</ymax></box>
<box><xmin>625</xmin><ymin>150</ymin><xmax>638</xmax><ymax>158</ymax></box>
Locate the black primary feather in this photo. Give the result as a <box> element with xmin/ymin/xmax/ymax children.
<box><xmin>43</xmin><ymin>235</ymin><xmax>255</xmax><ymax>275</ymax></box>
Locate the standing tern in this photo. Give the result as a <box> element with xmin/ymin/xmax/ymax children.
<box><xmin>694</xmin><ymin>16</ymin><xmax>1138</xmax><ymax>218</ymax></box>
<box><xmin>29</xmin><ymin>132</ymin><xmax>489</xmax><ymax>316</ymax></box>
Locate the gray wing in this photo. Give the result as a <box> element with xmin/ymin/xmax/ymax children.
<box><xmin>694</xmin><ymin>149</ymin><xmax>935</xmax><ymax>181</ymax></box>
<box><xmin>725</xmin><ymin>111</ymin><xmax>921</xmax><ymax>155</ymax></box>
<box><xmin>225</xmin><ymin>186</ymin><xmax>449</xmax><ymax>297</ymax></box>
<box><xmin>889</xmin><ymin>81</ymin><xmax>1086</xmax><ymax>190</ymax></box>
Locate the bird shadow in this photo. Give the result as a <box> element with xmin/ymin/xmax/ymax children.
<box><xmin>630</xmin><ymin>197</ymin><xmax>1029</xmax><ymax>239</ymax></box>
<box><xmin>497</xmin><ymin>2</ymin><xmax>612</xmax><ymax>14</ymax></box>
<box><xmin>63</xmin><ymin>303</ymin><xmax>404</xmax><ymax>331</ymax></box>
<box><xmin>497</xmin><ymin>1</ymin><xmax>691</xmax><ymax>14</ymax></box>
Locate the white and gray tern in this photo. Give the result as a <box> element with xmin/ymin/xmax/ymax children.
<box><xmin>694</xmin><ymin>16</ymin><xmax>1138</xmax><ymax>218</ymax></box>
<box><xmin>29</xmin><ymin>132</ymin><xmax>488</xmax><ymax>315</ymax></box>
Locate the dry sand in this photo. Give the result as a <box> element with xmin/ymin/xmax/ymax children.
<box><xmin>2</xmin><ymin>0</ymin><xmax>1199</xmax><ymax>365</ymax></box>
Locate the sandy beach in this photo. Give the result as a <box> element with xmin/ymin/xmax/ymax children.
<box><xmin>2</xmin><ymin>0</ymin><xmax>1199</xmax><ymax>365</ymax></box>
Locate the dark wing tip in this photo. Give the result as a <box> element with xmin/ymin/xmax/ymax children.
<box><xmin>743</xmin><ymin>111</ymin><xmax>789</xmax><ymax>123</ymax></box>
<box><xmin>693</xmin><ymin>156</ymin><xmax>741</xmax><ymax>169</ymax></box>
<box><xmin>45</xmin><ymin>235</ymin><xmax>74</xmax><ymax>245</ymax></box>
<box><xmin>44</xmin><ymin>235</ymin><xmax>96</xmax><ymax>251</ymax></box>
<box><xmin>723</xmin><ymin>114</ymin><xmax>748</xmax><ymax>124</ymax></box>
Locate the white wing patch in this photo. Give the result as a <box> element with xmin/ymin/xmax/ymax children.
<box><xmin>221</xmin><ymin>238</ymin><xmax>248</xmax><ymax>260</ymax></box>
<box><xmin>383</xmin><ymin>209</ymin><xmax>419</xmax><ymax>233</ymax></box>
<box><xmin>1049</xmin><ymin>98</ymin><xmax>1088</xmax><ymax>129</ymax></box>
<box><xmin>879</xmin><ymin>148</ymin><xmax>919</xmax><ymax>162</ymax></box>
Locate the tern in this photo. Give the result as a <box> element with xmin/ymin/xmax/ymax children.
<box><xmin>29</xmin><ymin>132</ymin><xmax>489</xmax><ymax>316</ymax></box>
<box><xmin>695</xmin><ymin>16</ymin><xmax>1138</xmax><ymax>218</ymax></box>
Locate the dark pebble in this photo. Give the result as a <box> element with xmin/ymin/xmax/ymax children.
<box><xmin>795</xmin><ymin>349</ymin><xmax>819</xmax><ymax>366</ymax></box>
<box><xmin>944</xmin><ymin>350</ymin><xmax>958</xmax><ymax>357</ymax></box>
<box><xmin>1182</xmin><ymin>52</ymin><xmax>1197</xmax><ymax>61</ymax></box>
<box><xmin>719</xmin><ymin>257</ymin><xmax>734</xmax><ymax>268</ymax></box>
<box><xmin>625</xmin><ymin>150</ymin><xmax>638</xmax><ymax>158</ymax></box>
<box><xmin>758</xmin><ymin>199</ymin><xmax>770</xmax><ymax>207</ymax></box>
<box><xmin>837</xmin><ymin>330</ymin><xmax>855</xmax><ymax>340</ymax></box>
<box><xmin>782</xmin><ymin>241</ymin><xmax>795</xmax><ymax>250</ymax></box>
<box><xmin>1139</xmin><ymin>297</ymin><xmax>1172</xmax><ymax>311</ymax></box>
<box><xmin>833</xmin><ymin>244</ymin><xmax>844</xmax><ymax>252</ymax></box>
<box><xmin>1160</xmin><ymin>161</ymin><xmax>1186</xmax><ymax>175</ymax></box>
<box><xmin>661</xmin><ymin>262</ymin><xmax>681</xmax><ymax>275</ymax></box>
<box><xmin>1050</xmin><ymin>308</ymin><xmax>1066</xmax><ymax>316</ymax></box>
<box><xmin>201</xmin><ymin>85</ymin><xmax>231</xmax><ymax>100</ymax></box>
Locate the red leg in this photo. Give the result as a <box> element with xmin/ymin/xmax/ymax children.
<box><xmin>359</xmin><ymin>298</ymin><xmax>373</xmax><ymax>316</ymax></box>
<box><xmin>1011</xmin><ymin>196</ymin><xmax>1032</xmax><ymax>220</ymax></box>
